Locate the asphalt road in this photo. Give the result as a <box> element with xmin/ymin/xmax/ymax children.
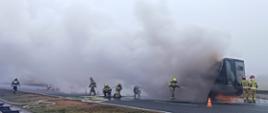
<box><xmin>1</xmin><ymin>85</ymin><xmax>268</xmax><ymax>113</ymax></box>
<box><xmin>106</xmin><ymin>99</ymin><xmax>268</xmax><ymax>113</ymax></box>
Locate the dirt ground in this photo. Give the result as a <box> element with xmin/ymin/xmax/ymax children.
<box><xmin>0</xmin><ymin>89</ymin><xmax>156</xmax><ymax>113</ymax></box>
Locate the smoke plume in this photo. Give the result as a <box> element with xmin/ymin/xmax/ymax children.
<box><xmin>0</xmin><ymin>0</ymin><xmax>229</xmax><ymax>102</ymax></box>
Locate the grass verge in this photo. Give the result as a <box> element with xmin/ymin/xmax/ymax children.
<box><xmin>0</xmin><ymin>89</ymin><xmax>157</xmax><ymax>113</ymax></box>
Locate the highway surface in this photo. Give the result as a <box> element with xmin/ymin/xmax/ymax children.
<box><xmin>1</xmin><ymin>85</ymin><xmax>268</xmax><ymax>113</ymax></box>
<box><xmin>106</xmin><ymin>99</ymin><xmax>268</xmax><ymax>113</ymax></box>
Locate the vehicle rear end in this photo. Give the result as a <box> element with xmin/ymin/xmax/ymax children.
<box><xmin>209</xmin><ymin>58</ymin><xmax>245</xmax><ymax>103</ymax></box>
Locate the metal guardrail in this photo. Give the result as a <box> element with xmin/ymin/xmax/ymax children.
<box><xmin>257</xmin><ymin>90</ymin><xmax>268</xmax><ymax>94</ymax></box>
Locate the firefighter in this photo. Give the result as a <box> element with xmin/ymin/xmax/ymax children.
<box><xmin>169</xmin><ymin>76</ymin><xmax>180</xmax><ymax>100</ymax></box>
<box><xmin>103</xmin><ymin>84</ymin><xmax>112</xmax><ymax>100</ymax></box>
<box><xmin>114</xmin><ymin>83</ymin><xmax>122</xmax><ymax>99</ymax></box>
<box><xmin>89</xmin><ymin>77</ymin><xmax>97</xmax><ymax>96</ymax></box>
<box><xmin>241</xmin><ymin>75</ymin><xmax>250</xmax><ymax>103</ymax></box>
<box><xmin>133</xmin><ymin>86</ymin><xmax>141</xmax><ymax>99</ymax></box>
<box><xmin>249</xmin><ymin>75</ymin><xmax>258</xmax><ymax>103</ymax></box>
<box><xmin>11</xmin><ymin>78</ymin><xmax>20</xmax><ymax>94</ymax></box>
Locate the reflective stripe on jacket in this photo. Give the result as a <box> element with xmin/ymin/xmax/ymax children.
<box><xmin>241</xmin><ymin>80</ymin><xmax>249</xmax><ymax>89</ymax></box>
<box><xmin>249</xmin><ymin>80</ymin><xmax>258</xmax><ymax>90</ymax></box>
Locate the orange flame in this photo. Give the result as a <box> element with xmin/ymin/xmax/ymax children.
<box><xmin>216</xmin><ymin>94</ymin><xmax>240</xmax><ymax>103</ymax></box>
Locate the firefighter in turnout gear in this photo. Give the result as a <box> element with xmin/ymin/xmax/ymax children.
<box><xmin>103</xmin><ymin>84</ymin><xmax>112</xmax><ymax>100</ymax></box>
<box><xmin>89</xmin><ymin>77</ymin><xmax>97</xmax><ymax>96</ymax></box>
<box><xmin>114</xmin><ymin>83</ymin><xmax>122</xmax><ymax>99</ymax></box>
<box><xmin>241</xmin><ymin>75</ymin><xmax>250</xmax><ymax>103</ymax></box>
<box><xmin>249</xmin><ymin>75</ymin><xmax>258</xmax><ymax>103</ymax></box>
<box><xmin>11</xmin><ymin>78</ymin><xmax>20</xmax><ymax>94</ymax></box>
<box><xmin>133</xmin><ymin>86</ymin><xmax>141</xmax><ymax>99</ymax></box>
<box><xmin>169</xmin><ymin>76</ymin><xmax>180</xmax><ymax>100</ymax></box>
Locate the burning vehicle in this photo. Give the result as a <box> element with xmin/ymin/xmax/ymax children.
<box><xmin>208</xmin><ymin>58</ymin><xmax>245</xmax><ymax>102</ymax></box>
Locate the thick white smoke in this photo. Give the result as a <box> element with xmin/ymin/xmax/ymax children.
<box><xmin>0</xmin><ymin>0</ymin><xmax>229</xmax><ymax>102</ymax></box>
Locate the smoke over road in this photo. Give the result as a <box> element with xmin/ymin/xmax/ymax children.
<box><xmin>0</xmin><ymin>0</ymin><xmax>229</xmax><ymax>102</ymax></box>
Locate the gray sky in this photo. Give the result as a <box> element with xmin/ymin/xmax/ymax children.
<box><xmin>168</xmin><ymin>0</ymin><xmax>268</xmax><ymax>76</ymax></box>
<box><xmin>0</xmin><ymin>0</ymin><xmax>268</xmax><ymax>92</ymax></box>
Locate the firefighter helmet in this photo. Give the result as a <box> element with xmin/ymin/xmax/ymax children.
<box><xmin>172</xmin><ymin>76</ymin><xmax>177</xmax><ymax>81</ymax></box>
<box><xmin>242</xmin><ymin>75</ymin><xmax>246</xmax><ymax>79</ymax></box>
